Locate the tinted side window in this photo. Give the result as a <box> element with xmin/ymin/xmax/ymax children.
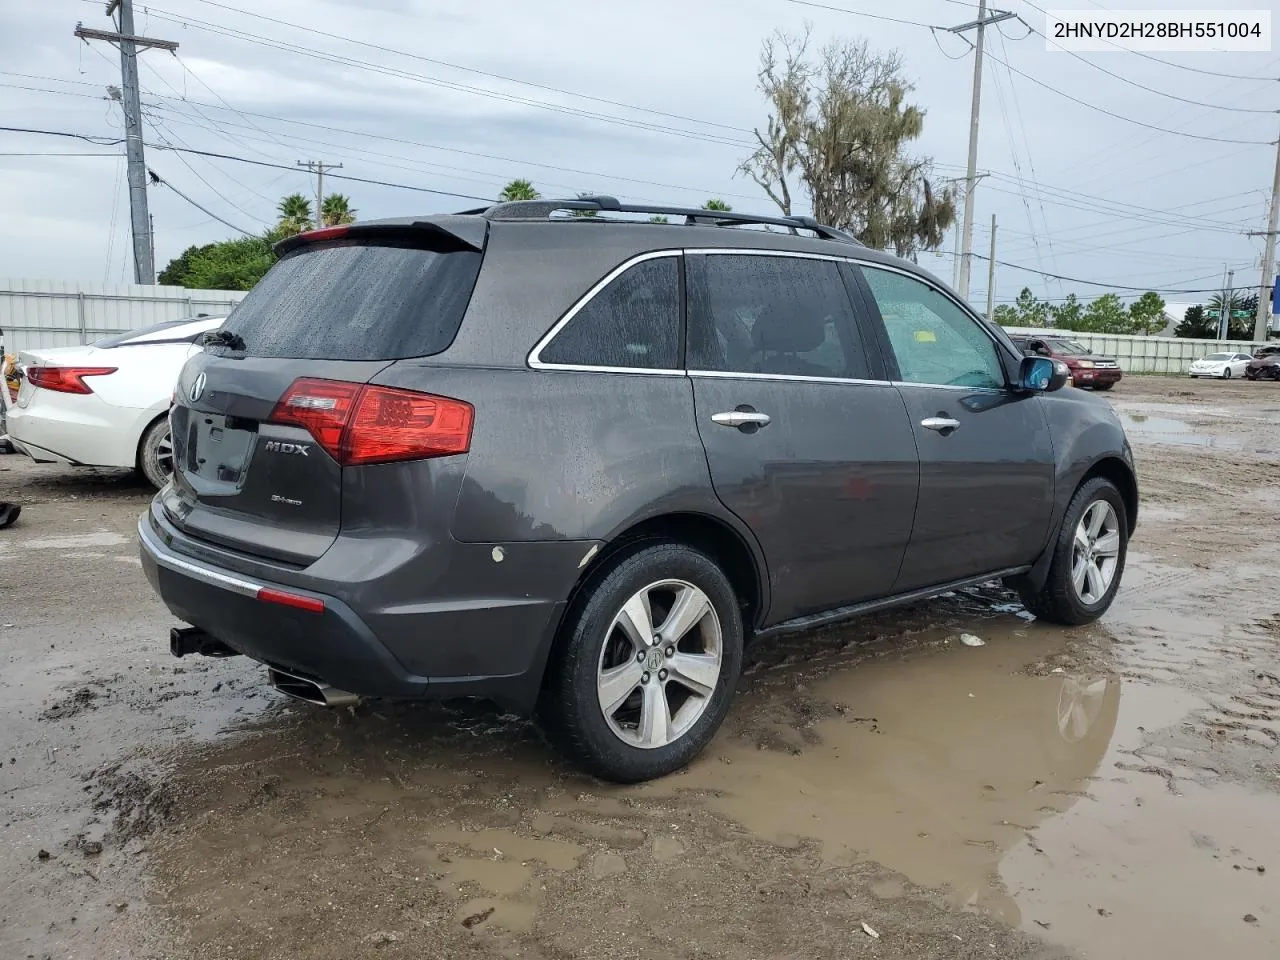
<box><xmin>686</xmin><ymin>255</ymin><xmax>867</xmax><ymax>379</ymax></box>
<box><xmin>860</xmin><ymin>266</ymin><xmax>1005</xmax><ymax>389</ymax></box>
<box><xmin>538</xmin><ymin>256</ymin><xmax>679</xmax><ymax>369</ymax></box>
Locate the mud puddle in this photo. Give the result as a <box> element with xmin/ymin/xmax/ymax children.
<box><xmin>1121</xmin><ymin>411</ymin><xmax>1280</xmax><ymax>457</ymax></box>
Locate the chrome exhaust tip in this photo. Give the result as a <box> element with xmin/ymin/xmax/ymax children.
<box><xmin>267</xmin><ymin>667</ymin><xmax>361</xmax><ymax>708</ymax></box>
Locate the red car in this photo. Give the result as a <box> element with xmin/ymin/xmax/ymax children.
<box><xmin>1244</xmin><ymin>344</ymin><xmax>1280</xmax><ymax>381</ymax></box>
<box><xmin>1009</xmin><ymin>336</ymin><xmax>1123</xmax><ymax>391</ymax></box>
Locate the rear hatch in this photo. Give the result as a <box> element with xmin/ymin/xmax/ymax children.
<box><xmin>163</xmin><ymin>220</ymin><xmax>485</xmax><ymax>566</ymax></box>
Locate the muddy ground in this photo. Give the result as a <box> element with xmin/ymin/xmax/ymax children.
<box><xmin>2</xmin><ymin>375</ymin><xmax>1279</xmax><ymax>960</ymax></box>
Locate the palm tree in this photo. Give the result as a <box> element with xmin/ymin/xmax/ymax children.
<box><xmin>703</xmin><ymin>198</ymin><xmax>732</xmax><ymax>212</ymax></box>
<box><xmin>320</xmin><ymin>193</ymin><xmax>357</xmax><ymax>227</ymax></box>
<box><xmin>276</xmin><ymin>193</ymin><xmax>314</xmax><ymax>236</ymax></box>
<box><xmin>649</xmin><ymin>215</ymin><xmax>670</xmax><ymax>223</ymax></box>
<box><xmin>499</xmin><ymin>179</ymin><xmax>540</xmax><ymax>202</ymax></box>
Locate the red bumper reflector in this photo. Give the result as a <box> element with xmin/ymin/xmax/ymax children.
<box><xmin>257</xmin><ymin>587</ymin><xmax>325</xmax><ymax>614</ymax></box>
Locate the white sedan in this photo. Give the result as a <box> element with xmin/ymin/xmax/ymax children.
<box><xmin>3</xmin><ymin>316</ymin><xmax>224</xmax><ymax>488</ymax></box>
<box><xmin>1188</xmin><ymin>352</ymin><xmax>1253</xmax><ymax>379</ymax></box>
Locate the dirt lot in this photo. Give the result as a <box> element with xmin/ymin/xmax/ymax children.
<box><xmin>3</xmin><ymin>375</ymin><xmax>1279</xmax><ymax>960</ymax></box>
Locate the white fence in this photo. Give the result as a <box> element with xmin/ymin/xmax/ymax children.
<box><xmin>0</xmin><ymin>279</ymin><xmax>246</xmax><ymax>355</ymax></box>
<box><xmin>1002</xmin><ymin>327</ymin><xmax>1269</xmax><ymax>374</ymax></box>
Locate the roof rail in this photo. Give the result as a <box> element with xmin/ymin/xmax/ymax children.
<box><xmin>470</xmin><ymin>196</ymin><xmax>862</xmax><ymax>245</ymax></box>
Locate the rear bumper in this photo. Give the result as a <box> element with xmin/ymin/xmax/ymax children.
<box><xmin>6</xmin><ymin>393</ymin><xmax>145</xmax><ymax>468</ymax></box>
<box><xmin>138</xmin><ymin>504</ymin><xmax>594</xmax><ymax>712</ymax></box>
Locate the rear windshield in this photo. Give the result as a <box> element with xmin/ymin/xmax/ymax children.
<box><xmin>221</xmin><ymin>241</ymin><xmax>482</xmax><ymax>360</ymax></box>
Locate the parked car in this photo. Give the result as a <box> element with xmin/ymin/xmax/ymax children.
<box><xmin>1245</xmin><ymin>346</ymin><xmax>1280</xmax><ymax>380</ymax></box>
<box><xmin>5</xmin><ymin>316</ymin><xmax>225</xmax><ymax>488</ymax></box>
<box><xmin>1188</xmin><ymin>351</ymin><xmax>1254</xmax><ymax>379</ymax></box>
<box><xmin>139</xmin><ymin>198</ymin><xmax>1139</xmax><ymax>783</ymax></box>
<box><xmin>1008</xmin><ymin>335</ymin><xmax>1123</xmax><ymax>390</ymax></box>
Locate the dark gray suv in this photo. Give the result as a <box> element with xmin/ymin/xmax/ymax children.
<box><xmin>140</xmin><ymin>197</ymin><xmax>1138</xmax><ymax>782</ymax></box>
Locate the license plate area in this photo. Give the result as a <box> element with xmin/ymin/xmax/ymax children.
<box><xmin>185</xmin><ymin>413</ymin><xmax>258</xmax><ymax>486</ymax></box>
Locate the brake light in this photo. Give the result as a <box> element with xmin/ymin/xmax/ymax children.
<box><xmin>26</xmin><ymin>366</ymin><xmax>118</xmax><ymax>395</ymax></box>
<box><xmin>294</xmin><ymin>225</ymin><xmax>350</xmax><ymax>243</ymax></box>
<box><xmin>269</xmin><ymin>378</ymin><xmax>473</xmax><ymax>466</ymax></box>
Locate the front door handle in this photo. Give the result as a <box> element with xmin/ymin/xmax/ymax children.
<box><xmin>712</xmin><ymin>411</ymin><xmax>772</xmax><ymax>429</ymax></box>
<box><xmin>921</xmin><ymin>416</ymin><xmax>961</xmax><ymax>434</ymax></box>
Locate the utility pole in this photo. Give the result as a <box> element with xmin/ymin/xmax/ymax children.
<box><xmin>297</xmin><ymin>160</ymin><xmax>343</xmax><ymax>225</ymax></box>
<box><xmin>1248</xmin><ymin>129</ymin><xmax>1280</xmax><ymax>342</ymax></box>
<box><xmin>75</xmin><ymin>1</ymin><xmax>178</xmax><ymax>285</ymax></box>
<box><xmin>1219</xmin><ymin>268</ymin><xmax>1235</xmax><ymax>341</ymax></box>
<box><xmin>947</xmin><ymin>2</ymin><xmax>1015</xmax><ymax>302</ymax></box>
<box><xmin>986</xmin><ymin>214</ymin><xmax>997</xmax><ymax>320</ymax></box>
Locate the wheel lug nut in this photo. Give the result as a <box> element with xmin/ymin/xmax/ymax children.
<box><xmin>636</xmin><ymin>651</ymin><xmax>645</xmax><ymax>663</ymax></box>
<box><xmin>658</xmin><ymin>669</ymin><xmax>668</xmax><ymax>681</ymax></box>
<box><xmin>665</xmin><ymin>646</ymin><xmax>674</xmax><ymax>657</ymax></box>
<box><xmin>642</xmin><ymin>672</ymin><xmax>651</xmax><ymax>684</ymax></box>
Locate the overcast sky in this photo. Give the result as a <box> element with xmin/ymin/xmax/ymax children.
<box><xmin>2</xmin><ymin>0</ymin><xmax>1277</xmax><ymax>308</ymax></box>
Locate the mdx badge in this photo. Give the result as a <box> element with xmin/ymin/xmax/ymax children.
<box><xmin>264</xmin><ymin>440</ymin><xmax>310</xmax><ymax>456</ymax></box>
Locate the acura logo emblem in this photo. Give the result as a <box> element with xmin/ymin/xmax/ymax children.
<box><xmin>189</xmin><ymin>372</ymin><xmax>207</xmax><ymax>403</ymax></box>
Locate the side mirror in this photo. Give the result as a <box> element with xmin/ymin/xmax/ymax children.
<box><xmin>1019</xmin><ymin>356</ymin><xmax>1070</xmax><ymax>393</ymax></box>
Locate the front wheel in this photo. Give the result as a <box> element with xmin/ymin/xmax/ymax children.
<box><xmin>1019</xmin><ymin>477</ymin><xmax>1128</xmax><ymax>626</ymax></box>
<box><xmin>540</xmin><ymin>543</ymin><xmax>743</xmax><ymax>782</ymax></box>
<box><xmin>1222</xmin><ymin>368</ymin><xmax>1232</xmax><ymax>380</ymax></box>
<box><xmin>137</xmin><ymin>417</ymin><xmax>174</xmax><ymax>490</ymax></box>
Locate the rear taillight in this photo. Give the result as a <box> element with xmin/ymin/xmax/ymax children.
<box><xmin>269</xmin><ymin>378</ymin><xmax>473</xmax><ymax>466</ymax></box>
<box><xmin>26</xmin><ymin>366</ymin><xmax>118</xmax><ymax>395</ymax></box>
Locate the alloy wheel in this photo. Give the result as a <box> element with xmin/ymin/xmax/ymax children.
<box><xmin>596</xmin><ymin>579</ymin><xmax>723</xmax><ymax>749</ymax></box>
<box><xmin>1071</xmin><ymin>501</ymin><xmax>1121</xmax><ymax>605</ymax></box>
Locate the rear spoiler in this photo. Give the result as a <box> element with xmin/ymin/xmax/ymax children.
<box><xmin>274</xmin><ymin>215</ymin><xmax>487</xmax><ymax>257</ymax></box>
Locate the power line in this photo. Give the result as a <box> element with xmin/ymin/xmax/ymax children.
<box><xmin>1004</xmin><ymin>15</ymin><xmax>1278</xmax><ymax>114</ymax></box>
<box><xmin>0</xmin><ymin>125</ymin><xmax>497</xmax><ymax>201</ymax></box>
<box><xmin>780</xmin><ymin>0</ymin><xmax>940</xmax><ymax>28</ymax></box>
<box><xmin>147</xmin><ymin>167</ymin><xmax>253</xmax><ymax>235</ymax></box>
<box><xmin>176</xmin><ymin>0</ymin><xmax>751</xmax><ymax>137</ymax></box>
<box><xmin>936</xmin><ymin>248</ymin><xmax>1239</xmax><ymax>292</ymax></box>
<box><xmin>110</xmin><ymin>5</ymin><xmax>754</xmax><ymax>149</ymax></box>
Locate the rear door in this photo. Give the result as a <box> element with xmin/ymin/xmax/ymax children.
<box><xmin>852</xmin><ymin>263</ymin><xmax>1054</xmax><ymax>591</ymax></box>
<box><xmin>687</xmin><ymin>251</ymin><xmax>918</xmax><ymax>623</ymax></box>
<box><xmin>164</xmin><ymin>234</ymin><xmax>483</xmax><ymax>566</ymax></box>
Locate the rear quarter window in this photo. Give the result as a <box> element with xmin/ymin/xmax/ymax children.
<box><xmin>222</xmin><ymin>241</ymin><xmax>483</xmax><ymax>361</ymax></box>
<box><xmin>535</xmin><ymin>256</ymin><xmax>680</xmax><ymax>370</ymax></box>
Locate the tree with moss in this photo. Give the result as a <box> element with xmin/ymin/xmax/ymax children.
<box><xmin>741</xmin><ymin>29</ymin><xmax>954</xmax><ymax>257</ymax></box>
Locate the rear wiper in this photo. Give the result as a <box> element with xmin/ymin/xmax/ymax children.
<box><xmin>201</xmin><ymin>329</ymin><xmax>246</xmax><ymax>351</ymax></box>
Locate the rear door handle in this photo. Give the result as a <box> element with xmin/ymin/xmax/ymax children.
<box><xmin>712</xmin><ymin>411</ymin><xmax>772</xmax><ymax>428</ymax></box>
<box><xmin>921</xmin><ymin>416</ymin><xmax>960</xmax><ymax>433</ymax></box>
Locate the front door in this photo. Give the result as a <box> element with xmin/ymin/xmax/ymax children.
<box><xmin>685</xmin><ymin>252</ymin><xmax>919</xmax><ymax>623</ymax></box>
<box><xmin>854</xmin><ymin>263</ymin><xmax>1055</xmax><ymax>591</ymax></box>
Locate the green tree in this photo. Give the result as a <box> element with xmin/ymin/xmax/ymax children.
<box><xmin>276</xmin><ymin>193</ymin><xmax>314</xmax><ymax>237</ymax></box>
<box><xmin>1051</xmin><ymin>293</ymin><xmax>1084</xmax><ymax>330</ymax></box>
<box><xmin>499</xmin><ymin>178</ymin><xmax>540</xmax><ymax>202</ymax></box>
<box><xmin>1006</xmin><ymin>287</ymin><xmax>1050</xmax><ymax>328</ymax></box>
<box><xmin>1174</xmin><ymin>304</ymin><xmax>1213</xmax><ymax>338</ymax></box>
<box><xmin>703</xmin><ymin>199</ymin><xmax>732</xmax><ymax>211</ymax></box>
<box><xmin>320</xmin><ymin>193</ymin><xmax>356</xmax><ymax>227</ymax></box>
<box><xmin>649</xmin><ymin>215</ymin><xmax>670</xmax><ymax>223</ymax></box>
<box><xmin>1077</xmin><ymin>293</ymin><xmax>1130</xmax><ymax>334</ymax></box>
<box><xmin>741</xmin><ymin>29</ymin><xmax>955</xmax><ymax>257</ymax></box>
<box><xmin>158</xmin><ymin>234</ymin><xmax>278</xmax><ymax>291</ymax></box>
<box><xmin>991</xmin><ymin>303</ymin><xmax>1018</xmax><ymax>327</ymax></box>
<box><xmin>1127</xmin><ymin>291</ymin><xmax>1167</xmax><ymax>335</ymax></box>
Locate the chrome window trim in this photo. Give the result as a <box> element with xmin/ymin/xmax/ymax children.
<box><xmin>890</xmin><ymin>380</ymin><xmax>1006</xmax><ymax>393</ymax></box>
<box><xmin>688</xmin><ymin>370</ymin><xmax>891</xmax><ymax>388</ymax></box>
<box><xmin>684</xmin><ymin>247</ymin><xmax>851</xmax><ymax>264</ymax></box>
<box><xmin>527</xmin><ymin>250</ymin><xmax>683</xmax><ymax>371</ymax></box>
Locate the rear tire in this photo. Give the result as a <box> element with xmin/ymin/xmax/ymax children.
<box><xmin>137</xmin><ymin>417</ymin><xmax>174</xmax><ymax>490</ymax></box>
<box><xmin>1019</xmin><ymin>477</ymin><xmax>1128</xmax><ymax>626</ymax></box>
<box><xmin>540</xmin><ymin>542</ymin><xmax>743</xmax><ymax>783</ymax></box>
